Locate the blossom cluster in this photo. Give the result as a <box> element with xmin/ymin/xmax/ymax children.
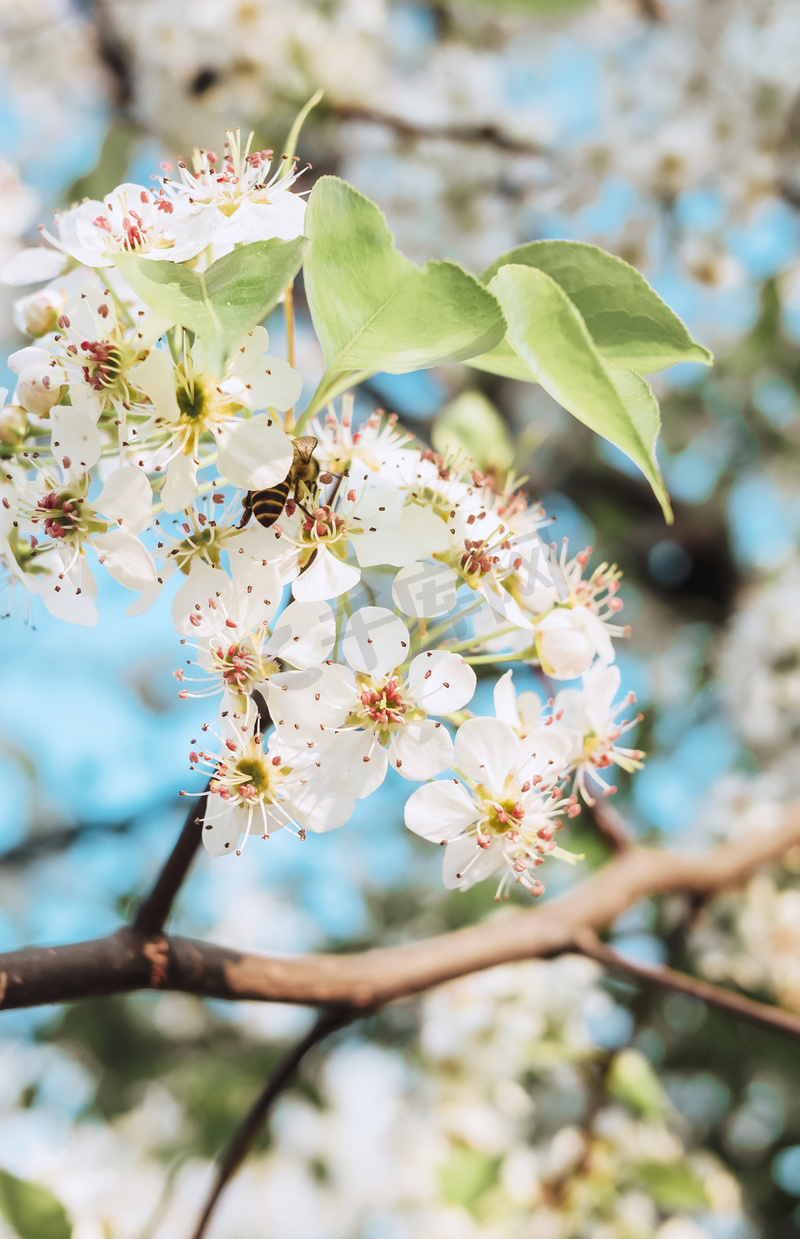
<box><xmin>0</xmin><ymin>952</ymin><xmax>745</xmax><ymax>1239</ymax></box>
<box><xmin>670</xmin><ymin>558</ymin><xmax>800</xmax><ymax>1009</ymax></box>
<box><xmin>0</xmin><ymin>135</ymin><xmax>644</xmax><ymax>897</ymax></box>
<box><xmin>62</xmin><ymin>0</ymin><xmax>800</xmax><ymax>285</ymax></box>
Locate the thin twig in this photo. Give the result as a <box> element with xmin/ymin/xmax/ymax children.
<box><xmin>332</xmin><ymin>104</ymin><xmax>545</xmax><ymax>157</ymax></box>
<box><xmin>591</xmin><ymin>801</ymin><xmax>634</xmax><ymax>853</ymax></box>
<box><xmin>3</xmin><ymin>806</ymin><xmax>800</xmax><ymax>1016</ymax></box>
<box><xmin>573</xmin><ymin>928</ymin><xmax>800</xmax><ymax>1039</ymax></box>
<box><xmin>133</xmin><ymin>790</ymin><xmax>207</xmax><ymax>938</ymax></box>
<box><xmin>190</xmin><ymin>1006</ymin><xmax>353</xmax><ymax>1239</ymax></box>
<box><xmin>0</xmin><ymin>815</ymin><xmax>136</xmax><ymax>867</ymax></box>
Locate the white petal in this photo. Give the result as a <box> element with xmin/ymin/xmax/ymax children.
<box><xmin>92</xmin><ymin>529</ymin><xmax>157</xmax><ymax>591</ymax></box>
<box><xmin>443</xmin><ymin>835</ymin><xmax>502</xmax><ymax>890</ymax></box>
<box><xmin>493</xmin><ymin>670</ymin><xmax>519</xmax><ymax>727</ymax></box>
<box><xmin>162</xmin><ymin>454</ymin><xmax>198</xmax><ymax>514</ymax></box>
<box><xmin>454</xmin><ymin>717</ymin><xmax>520</xmax><ymax>791</ymax></box>
<box><xmin>172</xmin><ymin>559</ymin><xmax>224</xmax><ymax>636</ymax></box>
<box><xmin>9</xmin><ymin>346</ymin><xmax>50</xmax><ymax>374</ymax></box>
<box><xmin>583</xmin><ymin>663</ymin><xmax>622</xmax><ymax>731</ymax></box>
<box><xmin>265</xmin><ymin>663</ymin><xmax>355</xmax><ymax>738</ymax></box>
<box><xmin>95</xmin><ymin>466</ymin><xmax>152</xmax><ymax>534</ymax></box>
<box><xmin>1</xmin><ymin>247</ymin><xmax>67</xmax><ymax>285</ymax></box>
<box><xmin>580</xmin><ymin>607</ymin><xmax>616</xmax><ymax>663</ymax></box>
<box><xmin>517</xmin><ymin>690</ymin><xmax>543</xmax><ymax>731</ymax></box>
<box><xmin>50</xmin><ymin>405</ymin><xmax>101</xmax><ymax>472</ymax></box>
<box><xmin>62</xmin><ymin>285</ymin><xmax>116</xmax><ymax>342</ymax></box>
<box><xmin>407</xmin><ymin>650</ymin><xmax>476</xmax><ymax>714</ymax></box>
<box><xmin>217</xmin><ymin>414</ymin><xmax>293</xmax><ymax>490</ymax></box>
<box><xmin>392</xmin><ymin>561</ymin><xmax>460</xmax><ymax>618</ymax></box>
<box><xmin>352</xmin><ymin>496</ymin><xmax>447</xmax><ymax>568</ymax></box>
<box><xmin>131</xmin><ymin>347</ymin><xmax>181</xmax><ymax>421</ymax></box>
<box><xmin>228</xmin><ymin>332</ymin><xmax>302</xmax><ymax>411</ymax></box>
<box><xmin>482</xmin><ymin>581</ymin><xmax>534</xmax><ymax>629</ymax></box>
<box><xmin>353</xmin><ymin>502</ymin><xmax>448</xmax><ymax>568</ymax></box>
<box><xmin>516</xmin><ymin>727</ymin><xmax>573</xmax><ymax>785</ymax></box>
<box><xmin>404</xmin><ymin>779</ymin><xmax>477</xmax><ymax>842</ymax></box>
<box><xmin>390</xmin><ymin>721</ymin><xmax>453</xmax><ymax>780</ymax></box>
<box><xmin>289</xmin><ymin>783</ymin><xmax>354</xmax><ymax>834</ymax></box>
<box><xmin>343</xmin><ymin>607</ymin><xmax>410</xmax><ymax>677</ymax></box>
<box><xmin>126</xmin><ymin>577</ymin><xmax>167</xmax><ymax>618</ymax></box>
<box><xmin>228</xmin><ymin>559</ymin><xmax>283</xmax><ymax>631</ymax></box>
<box><xmin>201</xmin><ymin>797</ymin><xmax>243</xmax><ymax>857</ymax></box>
<box><xmin>316</xmin><ymin>730</ymin><xmax>389</xmax><ymax>799</ymax></box>
<box><xmin>291</xmin><ymin>546</ymin><xmax>360</xmax><ymax>602</ymax></box>
<box><xmin>264</xmin><ymin>599</ymin><xmax>336</xmax><ymax>668</ymax></box>
<box><xmin>536</xmin><ymin>610</ymin><xmax>595</xmax><ymax>680</ymax></box>
<box><xmin>137</xmin><ymin>312</ymin><xmax>174</xmax><ymax>349</ymax></box>
<box><xmin>38</xmin><ymin>577</ymin><xmax>99</xmax><ymax>626</ymax></box>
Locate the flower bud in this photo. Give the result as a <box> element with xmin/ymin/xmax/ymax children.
<box><xmin>12</xmin><ymin>287</ymin><xmax>65</xmax><ymax>337</ymax></box>
<box><xmin>15</xmin><ymin>361</ymin><xmax>66</xmax><ymax>416</ymax></box>
<box><xmin>0</xmin><ymin>404</ymin><xmax>28</xmax><ymax>446</ymax></box>
<box><xmin>536</xmin><ymin>610</ymin><xmax>594</xmax><ymax>679</ymax></box>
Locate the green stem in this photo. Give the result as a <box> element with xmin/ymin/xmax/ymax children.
<box><xmin>296</xmin><ymin>368</ymin><xmax>375</xmax><ymax>431</ymax></box>
<box><xmin>442</xmin><ymin>623</ymin><xmax>518</xmax><ymax>653</ymax></box>
<box><xmin>463</xmin><ymin>650</ymin><xmax>534</xmax><ymax>666</ymax></box>
<box><xmin>280</xmin><ymin>88</ymin><xmax>324</xmax><ymax>172</ymax></box>
<box><xmin>409</xmin><ymin>598</ymin><xmax>475</xmax><ymax>650</ymax></box>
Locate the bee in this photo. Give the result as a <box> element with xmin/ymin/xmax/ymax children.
<box><xmin>239</xmin><ymin>435</ymin><xmax>320</xmax><ymax>530</ymax></box>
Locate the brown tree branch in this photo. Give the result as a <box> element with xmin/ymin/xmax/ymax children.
<box><xmin>2</xmin><ymin>804</ymin><xmax>800</xmax><ymax>1016</ymax></box>
<box><xmin>590</xmin><ymin>800</ymin><xmax>634</xmax><ymax>853</ymax></box>
<box><xmin>573</xmin><ymin>929</ymin><xmax>800</xmax><ymax>1040</ymax></box>
<box><xmin>332</xmin><ymin>104</ymin><xmax>545</xmax><ymax>157</ymax></box>
<box><xmin>190</xmin><ymin>1006</ymin><xmax>354</xmax><ymax>1239</ymax></box>
<box><xmin>0</xmin><ymin>815</ymin><xmax>137</xmax><ymax>867</ymax></box>
<box><xmin>133</xmin><ymin>791</ymin><xmax>207</xmax><ymax>937</ymax></box>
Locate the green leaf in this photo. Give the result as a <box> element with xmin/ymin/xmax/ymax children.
<box><xmin>636</xmin><ymin>1161</ymin><xmax>709</xmax><ymax>1211</ymax></box>
<box><xmin>607</xmin><ymin>1048</ymin><xmax>670</xmax><ymax>1119</ymax></box>
<box><xmin>439</xmin><ymin>1148</ymin><xmax>500</xmax><ymax>1211</ymax></box>
<box><xmin>432</xmin><ymin>391</ymin><xmax>514</xmax><ymax>475</ymax></box>
<box><xmin>114</xmin><ymin>237</ymin><xmax>307</xmax><ymax>371</ymax></box>
<box><xmin>0</xmin><ymin>1169</ymin><xmax>72</xmax><ymax>1239</ymax></box>
<box><xmin>464</xmin><ymin>336</ymin><xmax>537</xmax><ymax>382</ymax></box>
<box><xmin>482</xmin><ymin>240</ymin><xmax>712</xmax><ymax>373</ymax></box>
<box><xmin>304</xmin><ymin>177</ymin><xmax>506</xmax><ymax>374</ymax></box>
<box><xmin>487</xmin><ymin>264</ymin><xmax>672</xmax><ymax>519</ymax></box>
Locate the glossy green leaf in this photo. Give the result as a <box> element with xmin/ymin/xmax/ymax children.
<box><xmin>0</xmin><ymin>1169</ymin><xmax>72</xmax><ymax>1239</ymax></box>
<box><xmin>636</xmin><ymin>1161</ymin><xmax>708</xmax><ymax>1210</ymax></box>
<box><xmin>114</xmin><ymin>237</ymin><xmax>307</xmax><ymax>370</ymax></box>
<box><xmin>488</xmin><ymin>265</ymin><xmax>672</xmax><ymax>519</ymax></box>
<box><xmin>432</xmin><ymin>391</ymin><xmax>514</xmax><ymax>475</ymax></box>
<box><xmin>483</xmin><ymin>240</ymin><xmax>712</xmax><ymax>373</ymax></box>
<box><xmin>463</xmin><ymin>336</ymin><xmax>536</xmax><ymax>382</ymax></box>
<box><xmin>304</xmin><ymin>177</ymin><xmax>506</xmax><ymax>374</ymax></box>
<box><xmin>607</xmin><ymin>1048</ymin><xmax>670</xmax><ymax>1119</ymax></box>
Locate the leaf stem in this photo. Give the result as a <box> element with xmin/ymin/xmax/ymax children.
<box><xmin>296</xmin><ymin>368</ymin><xmax>375</xmax><ymax>431</ymax></box>
<box><xmin>463</xmin><ymin>650</ymin><xmax>534</xmax><ymax>665</ymax></box>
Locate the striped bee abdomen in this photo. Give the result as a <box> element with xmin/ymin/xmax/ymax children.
<box><xmin>238</xmin><ymin>436</ymin><xmax>319</xmax><ymax>530</ymax></box>
<box><xmin>243</xmin><ymin>478</ymin><xmax>292</xmax><ymax>529</ymax></box>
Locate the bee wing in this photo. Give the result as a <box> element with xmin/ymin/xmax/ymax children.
<box><xmin>292</xmin><ymin>435</ymin><xmax>318</xmax><ymax>462</ymax></box>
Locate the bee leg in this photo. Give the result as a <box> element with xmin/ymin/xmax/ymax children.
<box><xmin>238</xmin><ymin>495</ymin><xmax>253</xmax><ymax>529</ymax></box>
<box><xmin>292</xmin><ymin>484</ymin><xmax>318</xmax><ymax>521</ymax></box>
<box><xmin>296</xmin><ymin>546</ymin><xmax>319</xmax><ymax>578</ymax></box>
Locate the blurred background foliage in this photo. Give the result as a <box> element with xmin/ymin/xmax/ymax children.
<box><xmin>5</xmin><ymin>0</ymin><xmax>800</xmax><ymax>1235</ymax></box>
